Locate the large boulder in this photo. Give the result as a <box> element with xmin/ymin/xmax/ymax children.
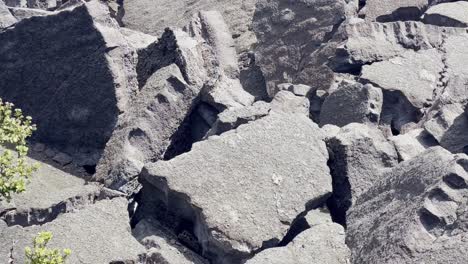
<box><xmin>245</xmin><ymin>209</ymin><xmax>350</xmax><ymax>264</ymax></box>
<box><xmin>423</xmin><ymin>1</ymin><xmax>468</xmax><ymax>27</ymax></box>
<box><xmin>361</xmin><ymin>0</ymin><xmax>430</xmax><ymax>22</ymax></box>
<box><xmin>0</xmin><ymin>198</ymin><xmax>146</xmax><ymax>263</ymax></box>
<box><xmin>326</xmin><ymin>123</ymin><xmax>398</xmax><ymax>223</ymax></box>
<box><xmin>252</xmin><ymin>0</ymin><xmax>352</xmax><ymax>97</ymax></box>
<box><xmin>121</xmin><ymin>0</ymin><xmax>257</xmax><ymax>53</ymax></box>
<box><xmin>140</xmin><ymin>111</ymin><xmax>332</xmax><ymax>262</ymax></box>
<box><xmin>0</xmin><ymin>0</ymin><xmax>138</xmax><ymax>158</ymax></box>
<box><xmin>347</xmin><ymin>147</ymin><xmax>468</xmax><ymax>263</ymax></box>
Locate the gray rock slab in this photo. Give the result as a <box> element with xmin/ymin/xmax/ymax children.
<box><xmin>141</xmin><ymin>111</ymin><xmax>332</xmax><ymax>261</ymax></box>
<box><xmin>423</xmin><ymin>1</ymin><xmax>468</xmax><ymax>27</ymax></box>
<box><xmin>389</xmin><ymin>128</ymin><xmax>438</xmax><ymax>161</ymax></box>
<box><xmin>0</xmin><ymin>0</ymin><xmax>16</xmax><ymax>28</ymax></box>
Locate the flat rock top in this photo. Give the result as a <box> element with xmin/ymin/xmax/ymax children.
<box><xmin>424</xmin><ymin>1</ymin><xmax>468</xmax><ymax>25</ymax></box>
<box><xmin>0</xmin><ymin>198</ymin><xmax>145</xmax><ymax>263</ymax></box>
<box><xmin>1</xmin><ymin>157</ymin><xmax>99</xmax><ymax>210</ymax></box>
<box><xmin>144</xmin><ymin>112</ymin><xmax>332</xmax><ymax>252</ymax></box>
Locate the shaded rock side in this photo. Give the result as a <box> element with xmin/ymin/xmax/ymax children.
<box><xmin>141</xmin><ymin>112</ymin><xmax>332</xmax><ymax>262</ymax></box>
<box><xmin>0</xmin><ymin>0</ymin><xmax>16</xmax><ymax>28</ymax></box>
<box><xmin>0</xmin><ymin>0</ymin><xmax>138</xmax><ymax>154</ymax></box>
<box><xmin>347</xmin><ymin>147</ymin><xmax>468</xmax><ymax>263</ymax></box>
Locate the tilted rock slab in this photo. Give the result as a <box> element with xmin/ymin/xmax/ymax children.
<box><xmin>141</xmin><ymin>111</ymin><xmax>332</xmax><ymax>262</ymax></box>
<box><xmin>245</xmin><ymin>209</ymin><xmax>350</xmax><ymax>264</ymax></box>
<box><xmin>389</xmin><ymin>128</ymin><xmax>438</xmax><ymax>161</ymax></box>
<box><xmin>121</xmin><ymin>0</ymin><xmax>257</xmax><ymax>53</ymax></box>
<box><xmin>0</xmin><ymin>0</ymin><xmax>138</xmax><ymax>155</ymax></box>
<box><xmin>252</xmin><ymin>0</ymin><xmax>350</xmax><ymax>96</ymax></box>
<box><xmin>423</xmin><ymin>1</ymin><xmax>468</xmax><ymax>27</ymax></box>
<box><xmin>347</xmin><ymin>147</ymin><xmax>468</xmax><ymax>263</ymax></box>
<box><xmin>361</xmin><ymin>0</ymin><xmax>430</xmax><ymax>22</ymax></box>
<box><xmin>0</xmin><ymin>198</ymin><xmax>145</xmax><ymax>263</ymax></box>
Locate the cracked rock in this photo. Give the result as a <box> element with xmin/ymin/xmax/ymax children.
<box><xmin>320</xmin><ymin>81</ymin><xmax>383</xmax><ymax>127</ymax></box>
<box><xmin>0</xmin><ymin>156</ymin><xmax>101</xmax><ymax>226</ymax></box>
<box><xmin>326</xmin><ymin>123</ymin><xmax>398</xmax><ymax>223</ymax></box>
<box><xmin>347</xmin><ymin>147</ymin><xmax>468</xmax><ymax>263</ymax></box>
<box><xmin>140</xmin><ymin>111</ymin><xmax>332</xmax><ymax>262</ymax></box>
<box><xmin>245</xmin><ymin>209</ymin><xmax>350</xmax><ymax>264</ymax></box>
<box><xmin>252</xmin><ymin>0</ymin><xmax>348</xmax><ymax>97</ymax></box>
<box><xmin>423</xmin><ymin>1</ymin><xmax>468</xmax><ymax>27</ymax></box>
<box><xmin>270</xmin><ymin>90</ymin><xmax>310</xmax><ymax>116</ymax></box>
<box><xmin>0</xmin><ymin>198</ymin><xmax>145</xmax><ymax>263</ymax></box>
<box><xmin>0</xmin><ymin>0</ymin><xmax>138</xmax><ymax>158</ymax></box>
<box><xmin>133</xmin><ymin>218</ymin><xmax>208</xmax><ymax>264</ymax></box>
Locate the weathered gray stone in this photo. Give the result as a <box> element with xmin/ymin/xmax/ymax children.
<box><xmin>206</xmin><ymin>101</ymin><xmax>271</xmax><ymax>137</ymax></box>
<box><xmin>133</xmin><ymin>218</ymin><xmax>208</xmax><ymax>264</ymax></box>
<box><xmin>94</xmin><ymin>63</ymin><xmax>201</xmax><ymax>190</ymax></box>
<box><xmin>0</xmin><ymin>156</ymin><xmax>101</xmax><ymax>226</ymax></box>
<box><xmin>52</xmin><ymin>151</ymin><xmax>72</xmax><ymax>166</ymax></box>
<box><xmin>423</xmin><ymin>1</ymin><xmax>468</xmax><ymax>27</ymax></box>
<box><xmin>389</xmin><ymin>128</ymin><xmax>438</xmax><ymax>161</ymax></box>
<box><xmin>0</xmin><ymin>198</ymin><xmax>145</xmax><ymax>263</ymax></box>
<box><xmin>8</xmin><ymin>6</ymin><xmax>50</xmax><ymax>20</ymax></box>
<box><xmin>270</xmin><ymin>90</ymin><xmax>310</xmax><ymax>116</ymax></box>
<box><xmin>0</xmin><ymin>0</ymin><xmax>16</xmax><ymax>28</ymax></box>
<box><xmin>362</xmin><ymin>0</ymin><xmax>429</xmax><ymax>22</ymax></box>
<box><xmin>245</xmin><ymin>209</ymin><xmax>350</xmax><ymax>264</ymax></box>
<box><xmin>275</xmin><ymin>83</ymin><xmax>314</xmax><ymax>97</ymax></box>
<box><xmin>4</xmin><ymin>0</ymin><xmax>58</xmax><ymax>10</ymax></box>
<box><xmin>188</xmin><ymin>11</ymin><xmax>254</xmax><ymax>110</ymax></box>
<box><xmin>320</xmin><ymin>81</ymin><xmax>383</xmax><ymax>127</ymax></box>
<box><xmin>0</xmin><ymin>0</ymin><xmax>138</xmax><ymax>157</ymax></box>
<box><xmin>361</xmin><ymin>48</ymin><xmax>443</xmax><ymax>108</ymax></box>
<box><xmin>141</xmin><ymin>112</ymin><xmax>332</xmax><ymax>262</ymax></box>
<box><xmin>121</xmin><ymin>0</ymin><xmax>257</xmax><ymax>53</ymax></box>
<box><xmin>327</xmin><ymin>123</ymin><xmax>398</xmax><ymax>222</ymax></box>
<box><xmin>347</xmin><ymin>147</ymin><xmax>468</xmax><ymax>263</ymax></box>
<box><xmin>252</xmin><ymin>0</ymin><xmax>349</xmax><ymax>97</ymax></box>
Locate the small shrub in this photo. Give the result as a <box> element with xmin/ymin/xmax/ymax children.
<box><xmin>0</xmin><ymin>99</ymin><xmax>38</xmax><ymax>201</ymax></box>
<box><xmin>25</xmin><ymin>232</ymin><xmax>71</xmax><ymax>264</ymax></box>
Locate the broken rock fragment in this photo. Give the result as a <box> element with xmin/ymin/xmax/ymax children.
<box><xmin>141</xmin><ymin>111</ymin><xmax>332</xmax><ymax>262</ymax></box>
<box><xmin>347</xmin><ymin>147</ymin><xmax>468</xmax><ymax>263</ymax></box>
<box><xmin>423</xmin><ymin>1</ymin><xmax>468</xmax><ymax>27</ymax></box>
<box><xmin>0</xmin><ymin>0</ymin><xmax>16</xmax><ymax>28</ymax></box>
<box><xmin>320</xmin><ymin>81</ymin><xmax>383</xmax><ymax>127</ymax></box>
<box><xmin>245</xmin><ymin>209</ymin><xmax>350</xmax><ymax>264</ymax></box>
<box><xmin>362</xmin><ymin>0</ymin><xmax>430</xmax><ymax>22</ymax></box>
<box><xmin>389</xmin><ymin>128</ymin><xmax>438</xmax><ymax>161</ymax></box>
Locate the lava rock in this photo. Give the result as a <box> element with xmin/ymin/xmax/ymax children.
<box><xmin>423</xmin><ymin>1</ymin><xmax>468</xmax><ymax>27</ymax></box>
<box><xmin>347</xmin><ymin>147</ymin><xmax>468</xmax><ymax>263</ymax></box>
<box><xmin>141</xmin><ymin>111</ymin><xmax>332</xmax><ymax>262</ymax></box>
<box><xmin>320</xmin><ymin>81</ymin><xmax>383</xmax><ymax>127</ymax></box>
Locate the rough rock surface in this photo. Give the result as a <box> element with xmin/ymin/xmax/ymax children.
<box><xmin>252</xmin><ymin>0</ymin><xmax>350</xmax><ymax>96</ymax></box>
<box><xmin>0</xmin><ymin>198</ymin><xmax>145</xmax><ymax>263</ymax></box>
<box><xmin>133</xmin><ymin>218</ymin><xmax>209</xmax><ymax>264</ymax></box>
<box><xmin>121</xmin><ymin>0</ymin><xmax>257</xmax><ymax>53</ymax></box>
<box><xmin>7</xmin><ymin>7</ymin><xmax>50</xmax><ymax>20</ymax></box>
<box><xmin>0</xmin><ymin>156</ymin><xmax>101</xmax><ymax>226</ymax></box>
<box><xmin>0</xmin><ymin>0</ymin><xmax>138</xmax><ymax>156</ymax></box>
<box><xmin>389</xmin><ymin>128</ymin><xmax>438</xmax><ymax>161</ymax></box>
<box><xmin>423</xmin><ymin>1</ymin><xmax>468</xmax><ymax>27</ymax></box>
<box><xmin>326</xmin><ymin>123</ymin><xmax>398</xmax><ymax>224</ymax></box>
<box><xmin>320</xmin><ymin>81</ymin><xmax>383</xmax><ymax>127</ymax></box>
<box><xmin>0</xmin><ymin>0</ymin><xmax>16</xmax><ymax>28</ymax></box>
<box><xmin>347</xmin><ymin>147</ymin><xmax>468</xmax><ymax>263</ymax></box>
<box><xmin>245</xmin><ymin>209</ymin><xmax>350</xmax><ymax>264</ymax></box>
<box><xmin>141</xmin><ymin>111</ymin><xmax>332</xmax><ymax>262</ymax></box>
<box><xmin>361</xmin><ymin>0</ymin><xmax>430</xmax><ymax>22</ymax></box>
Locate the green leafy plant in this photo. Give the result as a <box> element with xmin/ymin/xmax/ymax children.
<box><xmin>0</xmin><ymin>99</ymin><xmax>38</xmax><ymax>201</ymax></box>
<box><xmin>25</xmin><ymin>232</ymin><xmax>71</xmax><ymax>264</ymax></box>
